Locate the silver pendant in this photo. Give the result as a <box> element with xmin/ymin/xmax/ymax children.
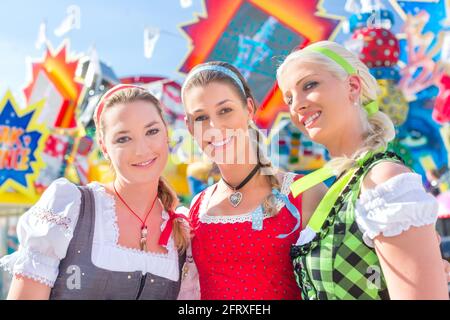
<box><xmin>229</xmin><ymin>191</ymin><xmax>243</xmax><ymax>207</ymax></box>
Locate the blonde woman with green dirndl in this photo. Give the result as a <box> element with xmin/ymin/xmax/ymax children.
<box><xmin>277</xmin><ymin>41</ymin><xmax>449</xmax><ymax>300</ymax></box>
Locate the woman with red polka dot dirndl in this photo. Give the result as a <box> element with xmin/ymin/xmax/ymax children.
<box><xmin>177</xmin><ymin>61</ymin><xmax>325</xmax><ymax>300</ymax></box>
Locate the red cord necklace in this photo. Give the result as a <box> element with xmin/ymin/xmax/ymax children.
<box><xmin>113</xmin><ymin>182</ymin><xmax>158</xmax><ymax>251</ymax></box>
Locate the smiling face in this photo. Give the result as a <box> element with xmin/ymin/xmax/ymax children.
<box><xmin>183</xmin><ymin>81</ymin><xmax>255</xmax><ymax>164</ymax></box>
<box><xmin>99</xmin><ymin>99</ymin><xmax>169</xmax><ymax>184</ymax></box>
<box><xmin>278</xmin><ymin>59</ymin><xmax>361</xmax><ymax>146</ymax></box>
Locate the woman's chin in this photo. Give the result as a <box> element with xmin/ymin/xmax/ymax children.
<box><xmin>305</xmin><ymin>128</ymin><xmax>326</xmax><ymax>144</ymax></box>
<box><xmin>128</xmin><ymin>174</ymin><xmax>158</xmax><ymax>184</ymax></box>
<box><xmin>126</xmin><ymin>166</ymin><xmax>164</xmax><ymax>184</ymax></box>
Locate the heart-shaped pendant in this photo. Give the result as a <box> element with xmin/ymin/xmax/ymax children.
<box><xmin>229</xmin><ymin>191</ymin><xmax>243</xmax><ymax>207</ymax></box>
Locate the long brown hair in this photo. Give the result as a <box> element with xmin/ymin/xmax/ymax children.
<box><xmin>182</xmin><ymin>62</ymin><xmax>281</xmax><ymax>216</ymax></box>
<box><xmin>94</xmin><ymin>87</ymin><xmax>190</xmax><ymax>252</ymax></box>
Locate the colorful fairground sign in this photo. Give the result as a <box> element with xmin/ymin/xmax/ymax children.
<box><xmin>0</xmin><ymin>91</ymin><xmax>48</xmax><ymax>205</ymax></box>
<box><xmin>178</xmin><ymin>0</ymin><xmax>340</xmax><ymax>129</ymax></box>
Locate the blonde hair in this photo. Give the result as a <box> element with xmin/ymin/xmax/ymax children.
<box><xmin>93</xmin><ymin>87</ymin><xmax>190</xmax><ymax>253</ymax></box>
<box><xmin>183</xmin><ymin>61</ymin><xmax>281</xmax><ymax>216</ymax></box>
<box><xmin>277</xmin><ymin>41</ymin><xmax>395</xmax><ymax>175</ymax></box>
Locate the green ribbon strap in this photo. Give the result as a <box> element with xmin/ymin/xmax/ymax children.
<box><xmin>290</xmin><ymin>150</ymin><xmax>382</xmax><ymax>233</ymax></box>
<box><xmin>290</xmin><ymin>167</ymin><xmax>356</xmax><ymax>233</ymax></box>
<box><xmin>290</xmin><ymin>166</ymin><xmax>334</xmax><ymax>198</ymax></box>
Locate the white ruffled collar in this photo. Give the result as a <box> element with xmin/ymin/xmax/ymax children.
<box><xmin>198</xmin><ymin>172</ymin><xmax>296</xmax><ymax>224</ymax></box>
<box><xmin>86</xmin><ymin>181</ymin><xmax>174</xmax><ymax>258</ymax></box>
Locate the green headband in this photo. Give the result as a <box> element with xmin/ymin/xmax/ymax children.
<box><xmin>303</xmin><ymin>45</ymin><xmax>379</xmax><ymax>116</ymax></box>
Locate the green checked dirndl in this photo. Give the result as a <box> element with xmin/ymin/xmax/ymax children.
<box><xmin>290</xmin><ymin>151</ymin><xmax>404</xmax><ymax>300</ymax></box>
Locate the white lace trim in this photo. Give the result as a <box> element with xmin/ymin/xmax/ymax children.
<box><xmin>0</xmin><ymin>266</ymin><xmax>54</xmax><ymax>287</ymax></box>
<box><xmin>85</xmin><ymin>182</ymin><xmax>180</xmax><ymax>281</ymax></box>
<box><xmin>200</xmin><ymin>207</ymin><xmax>271</xmax><ymax>224</ymax></box>
<box><xmin>0</xmin><ymin>248</ymin><xmax>58</xmax><ymax>288</ymax></box>
<box><xmin>0</xmin><ymin>180</ymin><xmax>181</xmax><ymax>285</ymax></box>
<box><xmin>198</xmin><ymin>172</ymin><xmax>296</xmax><ymax>224</ymax></box>
<box><xmin>88</xmin><ymin>182</ymin><xmax>176</xmax><ymax>258</ymax></box>
<box><xmin>95</xmin><ymin>183</ymin><xmax>121</xmax><ymax>245</ymax></box>
<box><xmin>112</xmin><ymin>244</ymin><xmax>170</xmax><ymax>258</ymax></box>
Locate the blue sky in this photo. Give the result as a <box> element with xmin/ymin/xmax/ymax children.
<box><xmin>0</xmin><ymin>0</ymin><xmax>444</xmax><ymax>106</ymax></box>
<box><xmin>0</xmin><ymin>0</ymin><xmax>203</xmax><ymax>104</ymax></box>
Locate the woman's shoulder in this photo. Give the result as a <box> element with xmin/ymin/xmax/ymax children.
<box><xmin>0</xmin><ymin>178</ymin><xmax>84</xmax><ymax>287</ymax></box>
<box><xmin>362</xmin><ymin>161</ymin><xmax>411</xmax><ymax>192</ymax></box>
<box><xmin>355</xmin><ymin>164</ymin><xmax>438</xmax><ymax>247</ymax></box>
<box><xmin>33</xmin><ymin>178</ymin><xmax>83</xmax><ymax>213</ymax></box>
<box><xmin>43</xmin><ymin>177</ymin><xmax>80</xmax><ymax>194</ymax></box>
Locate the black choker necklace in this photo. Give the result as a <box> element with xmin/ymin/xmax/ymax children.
<box><xmin>221</xmin><ymin>164</ymin><xmax>261</xmax><ymax>207</ymax></box>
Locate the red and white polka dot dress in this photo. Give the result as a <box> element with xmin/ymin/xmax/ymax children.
<box><xmin>190</xmin><ymin>173</ymin><xmax>303</xmax><ymax>300</ymax></box>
